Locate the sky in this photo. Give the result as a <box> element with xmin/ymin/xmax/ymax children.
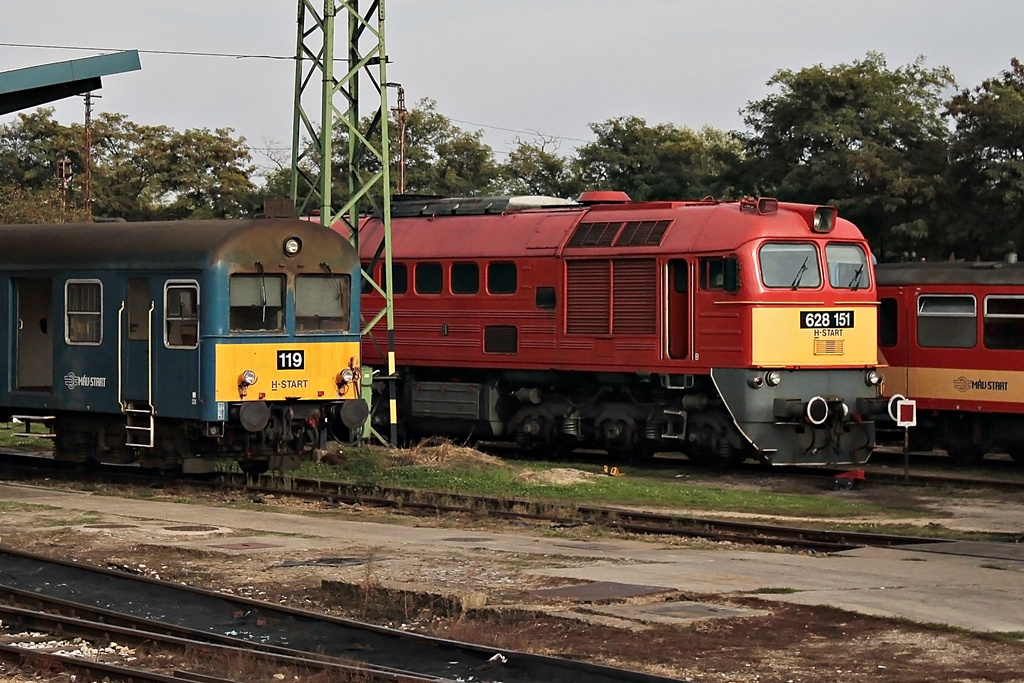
<box><xmin>2</xmin><ymin>0</ymin><xmax>1023</xmax><ymax>173</ymax></box>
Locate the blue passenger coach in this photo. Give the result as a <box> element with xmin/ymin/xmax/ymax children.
<box><xmin>1</xmin><ymin>218</ymin><xmax>367</xmax><ymax>473</ymax></box>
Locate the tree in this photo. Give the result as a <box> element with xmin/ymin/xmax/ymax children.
<box><xmin>945</xmin><ymin>58</ymin><xmax>1024</xmax><ymax>259</ymax></box>
<box><xmin>497</xmin><ymin>136</ymin><xmax>583</xmax><ymax>199</ymax></box>
<box><xmin>573</xmin><ymin>116</ymin><xmax>743</xmax><ymax>202</ymax></box>
<box><xmin>740</xmin><ymin>52</ymin><xmax>954</xmax><ymax>257</ymax></box>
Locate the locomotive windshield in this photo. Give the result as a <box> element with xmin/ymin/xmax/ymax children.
<box><xmin>825</xmin><ymin>243</ymin><xmax>870</xmax><ymax>290</ymax></box>
<box><xmin>296</xmin><ymin>274</ymin><xmax>351</xmax><ymax>332</ymax></box>
<box><xmin>759</xmin><ymin>243</ymin><xmax>821</xmax><ymax>289</ymax></box>
<box><xmin>230</xmin><ymin>274</ymin><xmax>285</xmax><ymax>331</ymax></box>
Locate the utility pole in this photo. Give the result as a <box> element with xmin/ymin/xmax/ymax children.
<box><xmin>56</xmin><ymin>156</ymin><xmax>72</xmax><ymax>222</ymax></box>
<box><xmin>82</xmin><ymin>92</ymin><xmax>98</xmax><ymax>222</ymax></box>
<box><xmin>388</xmin><ymin>83</ymin><xmax>407</xmax><ymax>194</ymax></box>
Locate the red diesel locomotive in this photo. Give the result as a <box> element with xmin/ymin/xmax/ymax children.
<box><xmin>356</xmin><ymin>192</ymin><xmax>884</xmax><ymax>466</ymax></box>
<box><xmin>876</xmin><ymin>261</ymin><xmax>1024</xmax><ymax>465</ymax></box>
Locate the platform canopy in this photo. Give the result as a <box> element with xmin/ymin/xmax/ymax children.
<box><xmin>0</xmin><ymin>50</ymin><xmax>141</xmax><ymax>115</ymax></box>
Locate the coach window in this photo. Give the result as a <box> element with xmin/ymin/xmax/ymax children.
<box><xmin>826</xmin><ymin>243</ymin><xmax>869</xmax><ymax>290</ymax></box>
<box><xmin>229</xmin><ymin>273</ymin><xmax>285</xmax><ymax>331</ymax></box>
<box><xmin>452</xmin><ymin>262</ymin><xmax>480</xmax><ymax>294</ymax></box>
<box><xmin>297</xmin><ymin>274</ymin><xmax>351</xmax><ymax>332</ymax></box>
<box><xmin>759</xmin><ymin>243</ymin><xmax>821</xmax><ymax>289</ymax></box>
<box><xmin>488</xmin><ymin>262</ymin><xmax>517</xmax><ymax>294</ymax></box>
<box><xmin>415</xmin><ymin>262</ymin><xmax>443</xmax><ymax>294</ymax></box>
<box><xmin>65</xmin><ymin>280</ymin><xmax>102</xmax><ymax>345</ymax></box>
<box><xmin>983</xmin><ymin>296</ymin><xmax>1024</xmax><ymax>350</ymax></box>
<box><xmin>165</xmin><ymin>282</ymin><xmax>199</xmax><ymax>348</ymax></box>
<box><xmin>917</xmin><ymin>294</ymin><xmax>976</xmax><ymax>348</ymax></box>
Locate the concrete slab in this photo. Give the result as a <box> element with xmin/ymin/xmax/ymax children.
<box><xmin>3</xmin><ymin>481</ymin><xmax>1024</xmax><ymax>633</ymax></box>
<box><xmin>591</xmin><ymin>601</ymin><xmax>771</xmax><ymax>625</ymax></box>
<box><xmin>529</xmin><ymin>580</ymin><xmax>674</xmax><ymax>602</ymax></box>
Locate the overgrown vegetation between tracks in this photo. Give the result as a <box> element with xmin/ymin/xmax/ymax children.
<box><xmin>292</xmin><ymin>442</ymin><xmax>932</xmax><ymax>520</ymax></box>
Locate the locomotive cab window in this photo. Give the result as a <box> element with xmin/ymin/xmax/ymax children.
<box><xmin>983</xmin><ymin>296</ymin><xmax>1024</xmax><ymax>350</ymax></box>
<box><xmin>65</xmin><ymin>279</ymin><xmax>102</xmax><ymax>345</ymax></box>
<box><xmin>487</xmin><ymin>262</ymin><xmax>517</xmax><ymax>294</ymax></box>
<box><xmin>165</xmin><ymin>282</ymin><xmax>199</xmax><ymax>348</ymax></box>
<box><xmin>759</xmin><ymin>243</ymin><xmax>821</xmax><ymax>289</ymax></box>
<box><xmin>826</xmin><ymin>243</ymin><xmax>869</xmax><ymax>290</ymax></box>
<box><xmin>415</xmin><ymin>262</ymin><xmax>442</xmax><ymax>294</ymax></box>
<box><xmin>297</xmin><ymin>274</ymin><xmax>351</xmax><ymax>332</ymax></box>
<box><xmin>451</xmin><ymin>262</ymin><xmax>479</xmax><ymax>294</ymax></box>
<box><xmin>917</xmin><ymin>294</ymin><xmax>976</xmax><ymax>348</ymax></box>
<box><xmin>230</xmin><ymin>274</ymin><xmax>284</xmax><ymax>331</ymax></box>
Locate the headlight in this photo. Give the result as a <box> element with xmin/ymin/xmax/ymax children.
<box><xmin>339</xmin><ymin>368</ymin><xmax>355</xmax><ymax>383</ymax></box>
<box><xmin>812</xmin><ymin>207</ymin><xmax>836</xmax><ymax>233</ymax></box>
<box><xmin>240</xmin><ymin>369</ymin><xmax>257</xmax><ymax>387</ymax></box>
<box><xmin>865</xmin><ymin>369</ymin><xmax>882</xmax><ymax>386</ymax></box>
<box><xmin>765</xmin><ymin>370</ymin><xmax>782</xmax><ymax>387</ymax></box>
<box><xmin>283</xmin><ymin>237</ymin><xmax>302</xmax><ymax>257</ymax></box>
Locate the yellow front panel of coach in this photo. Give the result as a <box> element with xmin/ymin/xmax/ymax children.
<box><xmin>214</xmin><ymin>341</ymin><xmax>361</xmax><ymax>402</ymax></box>
<box><xmin>751</xmin><ymin>306</ymin><xmax>876</xmax><ymax>366</ymax></box>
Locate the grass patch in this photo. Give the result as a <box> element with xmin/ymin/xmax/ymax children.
<box><xmin>0</xmin><ymin>421</ymin><xmax>54</xmax><ymax>450</ymax></box>
<box><xmin>295</xmin><ymin>443</ymin><xmax>930</xmax><ymax>520</ymax></box>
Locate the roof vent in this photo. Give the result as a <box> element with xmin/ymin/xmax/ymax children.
<box><xmin>577</xmin><ymin>190</ymin><xmax>631</xmax><ymax>205</ymax></box>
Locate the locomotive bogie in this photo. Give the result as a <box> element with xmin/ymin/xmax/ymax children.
<box><xmin>0</xmin><ymin>218</ymin><xmax>367</xmax><ymax>473</ymax></box>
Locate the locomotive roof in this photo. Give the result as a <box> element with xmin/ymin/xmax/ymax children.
<box><xmin>359</xmin><ymin>196</ymin><xmax>865</xmax><ymax>259</ymax></box>
<box><xmin>876</xmin><ymin>261</ymin><xmax>1024</xmax><ymax>286</ymax></box>
<box><xmin>0</xmin><ymin>218</ymin><xmax>351</xmax><ymax>271</ymax></box>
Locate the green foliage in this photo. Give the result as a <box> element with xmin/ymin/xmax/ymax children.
<box><xmin>740</xmin><ymin>52</ymin><xmax>955</xmax><ymax>257</ymax></box>
<box><xmin>497</xmin><ymin>137</ymin><xmax>584</xmax><ymax>199</ymax></box>
<box><xmin>574</xmin><ymin>116</ymin><xmax>743</xmax><ymax>201</ymax></box>
<box><xmin>945</xmin><ymin>58</ymin><xmax>1024</xmax><ymax>259</ymax></box>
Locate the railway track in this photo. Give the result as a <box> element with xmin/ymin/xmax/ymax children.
<box><xmin>0</xmin><ymin>546</ymin><xmax>679</xmax><ymax>683</ymax></box>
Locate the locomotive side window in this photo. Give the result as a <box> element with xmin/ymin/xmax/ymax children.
<box><xmin>488</xmin><ymin>262</ymin><xmax>517</xmax><ymax>294</ymax></box>
<box><xmin>826</xmin><ymin>243</ymin><xmax>869</xmax><ymax>290</ymax></box>
<box><xmin>65</xmin><ymin>280</ymin><xmax>102</xmax><ymax>345</ymax></box>
<box><xmin>452</xmin><ymin>262</ymin><xmax>480</xmax><ymax>294</ymax></box>
<box><xmin>165</xmin><ymin>282</ymin><xmax>199</xmax><ymax>348</ymax></box>
<box><xmin>230</xmin><ymin>274</ymin><xmax>284</xmax><ymax>331</ymax></box>
<box><xmin>759</xmin><ymin>243</ymin><xmax>821</xmax><ymax>289</ymax></box>
<box><xmin>983</xmin><ymin>296</ymin><xmax>1024</xmax><ymax>350</ymax></box>
<box><xmin>917</xmin><ymin>294</ymin><xmax>976</xmax><ymax>348</ymax></box>
<box><xmin>878</xmin><ymin>297</ymin><xmax>898</xmax><ymax>347</ymax></box>
<box><xmin>387</xmin><ymin>263</ymin><xmax>408</xmax><ymax>294</ymax></box>
<box><xmin>296</xmin><ymin>274</ymin><xmax>351</xmax><ymax>332</ymax></box>
<box><xmin>415</xmin><ymin>262</ymin><xmax>443</xmax><ymax>294</ymax></box>
<box><xmin>699</xmin><ymin>258</ymin><xmax>726</xmax><ymax>290</ymax></box>
<box><xmin>536</xmin><ymin>286</ymin><xmax>556</xmax><ymax>309</ymax></box>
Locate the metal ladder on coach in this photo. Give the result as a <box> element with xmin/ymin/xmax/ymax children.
<box><xmin>124</xmin><ymin>401</ymin><xmax>154</xmax><ymax>448</ymax></box>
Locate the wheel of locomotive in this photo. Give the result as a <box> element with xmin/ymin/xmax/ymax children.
<box><xmin>238</xmin><ymin>460</ymin><xmax>269</xmax><ymax>479</ymax></box>
<box><xmin>1007</xmin><ymin>447</ymin><xmax>1024</xmax><ymax>465</ymax></box>
<box><xmin>946</xmin><ymin>444</ymin><xmax>983</xmax><ymax>467</ymax></box>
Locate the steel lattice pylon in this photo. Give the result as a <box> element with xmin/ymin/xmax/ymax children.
<box><xmin>291</xmin><ymin>0</ymin><xmax>397</xmax><ymax>445</ymax></box>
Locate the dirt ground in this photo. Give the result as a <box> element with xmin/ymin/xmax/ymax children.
<box><xmin>1</xmin><ymin>460</ymin><xmax>1023</xmax><ymax>682</ymax></box>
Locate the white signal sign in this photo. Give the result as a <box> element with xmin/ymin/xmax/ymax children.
<box><xmin>895</xmin><ymin>399</ymin><xmax>917</xmax><ymax>428</ymax></box>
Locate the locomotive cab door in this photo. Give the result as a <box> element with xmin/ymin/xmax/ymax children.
<box><xmin>14</xmin><ymin>278</ymin><xmax>53</xmax><ymax>392</ymax></box>
<box><xmin>668</xmin><ymin>260</ymin><xmax>691</xmax><ymax>359</ymax></box>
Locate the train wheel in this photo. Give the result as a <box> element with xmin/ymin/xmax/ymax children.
<box><xmin>947</xmin><ymin>444</ymin><xmax>983</xmax><ymax>467</ymax></box>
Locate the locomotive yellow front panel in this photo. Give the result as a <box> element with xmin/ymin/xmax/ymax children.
<box><xmin>751</xmin><ymin>306</ymin><xmax>877</xmax><ymax>366</ymax></box>
<box><xmin>214</xmin><ymin>341</ymin><xmax>361</xmax><ymax>402</ymax></box>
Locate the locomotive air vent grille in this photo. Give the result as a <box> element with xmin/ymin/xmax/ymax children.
<box><xmin>567</xmin><ymin>221</ymin><xmax>623</xmax><ymax>247</ymax></box>
<box><xmin>614</xmin><ymin>220</ymin><xmax>672</xmax><ymax>246</ymax></box>
<box><xmin>484</xmin><ymin>325</ymin><xmax>518</xmax><ymax>354</ymax></box>
<box><xmin>814</xmin><ymin>339</ymin><xmax>844</xmax><ymax>355</ymax></box>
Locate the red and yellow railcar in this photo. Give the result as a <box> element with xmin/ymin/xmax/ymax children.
<box><xmin>877</xmin><ymin>261</ymin><xmax>1024</xmax><ymax>464</ymax></box>
<box><xmin>356</xmin><ymin>192</ymin><xmax>883</xmax><ymax>466</ymax></box>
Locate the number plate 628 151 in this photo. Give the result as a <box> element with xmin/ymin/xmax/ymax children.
<box><xmin>800</xmin><ymin>310</ymin><xmax>854</xmax><ymax>329</ymax></box>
